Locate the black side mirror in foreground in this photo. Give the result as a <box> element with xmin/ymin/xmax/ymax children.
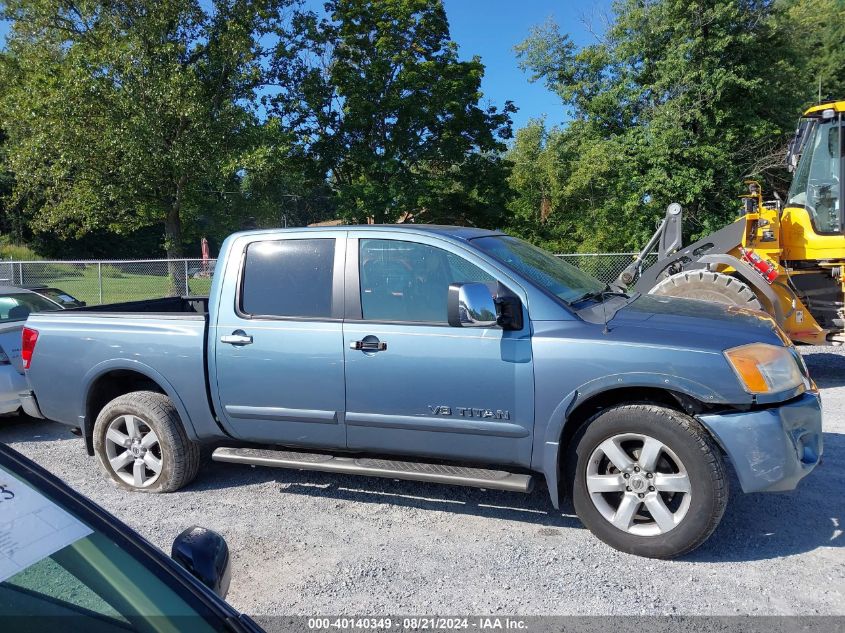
<box><xmin>171</xmin><ymin>526</ymin><xmax>232</xmax><ymax>599</ymax></box>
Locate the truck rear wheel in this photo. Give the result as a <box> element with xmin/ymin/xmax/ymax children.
<box><xmin>649</xmin><ymin>270</ymin><xmax>763</xmax><ymax>311</ymax></box>
<box><xmin>93</xmin><ymin>391</ymin><xmax>200</xmax><ymax>493</ymax></box>
<box><xmin>568</xmin><ymin>404</ymin><xmax>728</xmax><ymax>559</ymax></box>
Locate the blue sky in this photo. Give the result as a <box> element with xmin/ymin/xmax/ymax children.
<box><xmin>0</xmin><ymin>1</ymin><xmax>612</xmax><ymax>130</ymax></box>
<box><xmin>442</xmin><ymin>0</ymin><xmax>612</xmax><ymax>129</ymax></box>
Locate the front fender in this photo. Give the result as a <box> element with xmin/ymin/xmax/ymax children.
<box><xmin>535</xmin><ymin>372</ymin><xmax>733</xmax><ymax>510</ymax></box>
<box><xmin>80</xmin><ymin>359</ymin><xmax>200</xmax><ymax>453</ymax></box>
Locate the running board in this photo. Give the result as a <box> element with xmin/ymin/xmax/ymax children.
<box><xmin>212</xmin><ymin>447</ymin><xmax>533</xmax><ymax>493</ymax></box>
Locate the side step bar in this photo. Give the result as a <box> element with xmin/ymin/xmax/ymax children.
<box><xmin>212</xmin><ymin>447</ymin><xmax>533</xmax><ymax>493</ymax></box>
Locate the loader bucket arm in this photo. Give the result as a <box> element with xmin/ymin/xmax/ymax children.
<box><xmin>615</xmin><ymin>203</ymin><xmax>683</xmax><ymax>288</ymax></box>
<box><xmin>632</xmin><ymin>219</ymin><xmax>748</xmax><ymax>292</ymax></box>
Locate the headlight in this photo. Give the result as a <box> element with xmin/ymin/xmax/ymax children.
<box><xmin>724</xmin><ymin>343</ymin><xmax>804</xmax><ymax>394</ymax></box>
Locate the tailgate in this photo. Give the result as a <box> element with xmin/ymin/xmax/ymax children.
<box><xmin>0</xmin><ymin>322</ymin><xmax>24</xmax><ymax>374</ymax></box>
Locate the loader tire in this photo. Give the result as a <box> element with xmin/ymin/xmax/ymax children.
<box><xmin>649</xmin><ymin>271</ymin><xmax>763</xmax><ymax>311</ymax></box>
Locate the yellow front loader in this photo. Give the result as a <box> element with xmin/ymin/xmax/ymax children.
<box><xmin>618</xmin><ymin>100</ymin><xmax>845</xmax><ymax>345</ymax></box>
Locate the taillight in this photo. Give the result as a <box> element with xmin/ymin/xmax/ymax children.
<box><xmin>21</xmin><ymin>327</ymin><xmax>39</xmax><ymax>370</ymax></box>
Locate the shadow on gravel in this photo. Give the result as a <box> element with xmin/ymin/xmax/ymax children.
<box><xmin>688</xmin><ymin>430</ymin><xmax>843</xmax><ymax>563</ymax></box>
<box><xmin>6</xmin><ymin>415</ymin><xmax>841</xmax><ymax>559</ymax></box>
<box><xmin>192</xmin><ymin>431</ymin><xmax>844</xmax><ymax>558</ymax></box>
<box><xmin>0</xmin><ymin>415</ymin><xmax>77</xmax><ymax>444</ymax></box>
<box><xmin>192</xmin><ymin>458</ymin><xmax>584</xmax><ymax>529</ymax></box>
<box><xmin>802</xmin><ymin>352</ymin><xmax>845</xmax><ymax>389</ymax></box>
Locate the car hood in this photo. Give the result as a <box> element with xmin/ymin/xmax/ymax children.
<box><xmin>579</xmin><ymin>294</ymin><xmax>785</xmax><ymax>350</ymax></box>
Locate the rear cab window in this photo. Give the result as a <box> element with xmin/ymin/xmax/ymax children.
<box><xmin>239</xmin><ymin>239</ymin><xmax>336</xmax><ymax>319</ymax></box>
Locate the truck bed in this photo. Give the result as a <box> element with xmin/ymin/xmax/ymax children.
<box><xmin>66</xmin><ymin>296</ymin><xmax>208</xmax><ymax>316</ymax></box>
<box><xmin>24</xmin><ymin>296</ymin><xmax>214</xmax><ymax>439</ymax></box>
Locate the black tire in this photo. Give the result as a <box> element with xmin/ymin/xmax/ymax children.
<box><xmin>649</xmin><ymin>270</ymin><xmax>763</xmax><ymax>311</ymax></box>
<box><xmin>93</xmin><ymin>391</ymin><xmax>200</xmax><ymax>493</ymax></box>
<box><xmin>567</xmin><ymin>404</ymin><xmax>728</xmax><ymax>559</ymax></box>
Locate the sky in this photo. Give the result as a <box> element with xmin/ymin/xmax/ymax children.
<box><xmin>441</xmin><ymin>0</ymin><xmax>612</xmax><ymax>129</ymax></box>
<box><xmin>0</xmin><ymin>1</ymin><xmax>613</xmax><ymax>131</ymax></box>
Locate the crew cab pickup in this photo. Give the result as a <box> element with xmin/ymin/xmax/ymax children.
<box><xmin>21</xmin><ymin>226</ymin><xmax>823</xmax><ymax>558</ymax></box>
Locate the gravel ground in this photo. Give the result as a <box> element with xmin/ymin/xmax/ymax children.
<box><xmin>1</xmin><ymin>347</ymin><xmax>843</xmax><ymax>619</ymax></box>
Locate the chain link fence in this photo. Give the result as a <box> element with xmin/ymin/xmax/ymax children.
<box><xmin>0</xmin><ymin>259</ymin><xmax>216</xmax><ymax>306</ymax></box>
<box><xmin>555</xmin><ymin>252</ymin><xmax>658</xmax><ymax>284</ymax></box>
<box><xmin>0</xmin><ymin>252</ymin><xmax>655</xmax><ymax>306</ymax></box>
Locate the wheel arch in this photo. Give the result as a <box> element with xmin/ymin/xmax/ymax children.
<box><xmin>538</xmin><ymin>376</ymin><xmax>717</xmax><ymax>510</ymax></box>
<box><xmin>82</xmin><ymin>361</ymin><xmax>198</xmax><ymax>455</ymax></box>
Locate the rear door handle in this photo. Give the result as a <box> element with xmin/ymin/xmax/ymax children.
<box><xmin>350</xmin><ymin>340</ymin><xmax>387</xmax><ymax>351</ymax></box>
<box><xmin>221</xmin><ymin>330</ymin><xmax>253</xmax><ymax>346</ymax></box>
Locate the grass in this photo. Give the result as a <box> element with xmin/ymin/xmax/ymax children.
<box><xmin>42</xmin><ymin>273</ymin><xmax>213</xmax><ymax>305</ymax></box>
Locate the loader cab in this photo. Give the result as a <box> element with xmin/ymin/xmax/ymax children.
<box><xmin>782</xmin><ymin>102</ymin><xmax>845</xmax><ymax>260</ymax></box>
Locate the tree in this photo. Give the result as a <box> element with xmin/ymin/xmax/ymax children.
<box><xmin>779</xmin><ymin>0</ymin><xmax>845</xmax><ymax>103</ymax></box>
<box><xmin>511</xmin><ymin>0</ymin><xmax>807</xmax><ymax>251</ymax></box>
<box><xmin>274</xmin><ymin>0</ymin><xmax>515</xmax><ymax>225</ymax></box>
<box><xmin>0</xmin><ymin>0</ymin><xmax>305</xmax><ymax>266</ymax></box>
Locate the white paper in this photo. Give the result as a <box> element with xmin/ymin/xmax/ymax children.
<box><xmin>0</xmin><ymin>465</ymin><xmax>93</xmax><ymax>582</ymax></box>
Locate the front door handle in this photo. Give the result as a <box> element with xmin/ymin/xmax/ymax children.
<box><xmin>350</xmin><ymin>340</ymin><xmax>387</xmax><ymax>351</ymax></box>
<box><xmin>221</xmin><ymin>330</ymin><xmax>253</xmax><ymax>346</ymax></box>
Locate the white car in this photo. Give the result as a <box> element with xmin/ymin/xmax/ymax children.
<box><xmin>0</xmin><ymin>286</ymin><xmax>64</xmax><ymax>415</ymax></box>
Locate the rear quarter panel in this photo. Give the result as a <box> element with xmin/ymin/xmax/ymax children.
<box><xmin>24</xmin><ymin>313</ymin><xmax>215</xmax><ymax>440</ymax></box>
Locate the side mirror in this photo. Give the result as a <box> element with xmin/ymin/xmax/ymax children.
<box><xmin>448</xmin><ymin>283</ymin><xmax>498</xmax><ymax>328</ymax></box>
<box><xmin>447</xmin><ymin>283</ymin><xmax>523</xmax><ymax>330</ymax></box>
<box><xmin>171</xmin><ymin>526</ymin><xmax>232</xmax><ymax>599</ymax></box>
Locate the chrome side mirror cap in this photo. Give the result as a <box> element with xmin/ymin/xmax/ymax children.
<box><xmin>447</xmin><ymin>282</ymin><xmax>499</xmax><ymax>328</ymax></box>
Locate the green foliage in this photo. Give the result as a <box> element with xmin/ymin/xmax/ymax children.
<box><xmin>275</xmin><ymin>0</ymin><xmax>515</xmax><ymax>225</ymax></box>
<box><xmin>0</xmin><ymin>236</ymin><xmax>39</xmax><ymax>260</ymax></box>
<box><xmin>0</xmin><ymin>0</ymin><xmax>841</xmax><ymax>260</ymax></box>
<box><xmin>509</xmin><ymin>0</ymin><xmax>839</xmax><ymax>252</ymax></box>
<box><xmin>0</xmin><ymin>0</ymin><xmax>307</xmax><ymax>256</ymax></box>
<box><xmin>778</xmin><ymin>0</ymin><xmax>845</xmax><ymax>101</ymax></box>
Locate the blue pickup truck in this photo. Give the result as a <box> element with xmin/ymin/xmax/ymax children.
<box><xmin>21</xmin><ymin>226</ymin><xmax>822</xmax><ymax>558</ymax></box>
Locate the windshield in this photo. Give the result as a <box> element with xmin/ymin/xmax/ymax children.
<box><xmin>0</xmin><ymin>458</ymin><xmax>218</xmax><ymax>631</ymax></box>
<box><xmin>0</xmin><ymin>292</ymin><xmax>61</xmax><ymax>323</ymax></box>
<box><xmin>34</xmin><ymin>288</ymin><xmax>84</xmax><ymax>307</ymax></box>
<box><xmin>787</xmin><ymin>115</ymin><xmax>843</xmax><ymax>234</ymax></box>
<box><xmin>473</xmin><ymin>235</ymin><xmax>605</xmax><ymax>303</ymax></box>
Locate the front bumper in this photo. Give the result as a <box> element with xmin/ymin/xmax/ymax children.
<box><xmin>697</xmin><ymin>391</ymin><xmax>823</xmax><ymax>493</ymax></box>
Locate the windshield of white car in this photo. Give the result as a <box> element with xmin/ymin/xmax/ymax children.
<box><xmin>0</xmin><ymin>457</ymin><xmax>219</xmax><ymax>630</ymax></box>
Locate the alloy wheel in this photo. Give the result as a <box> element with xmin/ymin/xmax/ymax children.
<box><xmin>585</xmin><ymin>432</ymin><xmax>692</xmax><ymax>536</ymax></box>
<box><xmin>103</xmin><ymin>414</ymin><xmax>163</xmax><ymax>488</ymax></box>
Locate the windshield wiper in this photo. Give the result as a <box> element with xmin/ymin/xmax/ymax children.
<box><xmin>570</xmin><ymin>284</ymin><xmax>630</xmax><ymax>305</ymax></box>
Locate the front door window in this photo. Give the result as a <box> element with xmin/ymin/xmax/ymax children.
<box><xmin>358</xmin><ymin>238</ymin><xmax>493</xmax><ymax>323</ymax></box>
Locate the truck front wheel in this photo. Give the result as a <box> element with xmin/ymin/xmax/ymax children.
<box><xmin>568</xmin><ymin>404</ymin><xmax>728</xmax><ymax>559</ymax></box>
<box><xmin>93</xmin><ymin>391</ymin><xmax>200</xmax><ymax>493</ymax></box>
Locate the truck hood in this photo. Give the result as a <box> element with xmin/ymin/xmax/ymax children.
<box><xmin>579</xmin><ymin>294</ymin><xmax>785</xmax><ymax>350</ymax></box>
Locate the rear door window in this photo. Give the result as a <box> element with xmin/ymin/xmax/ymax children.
<box><xmin>240</xmin><ymin>239</ymin><xmax>335</xmax><ymax>318</ymax></box>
